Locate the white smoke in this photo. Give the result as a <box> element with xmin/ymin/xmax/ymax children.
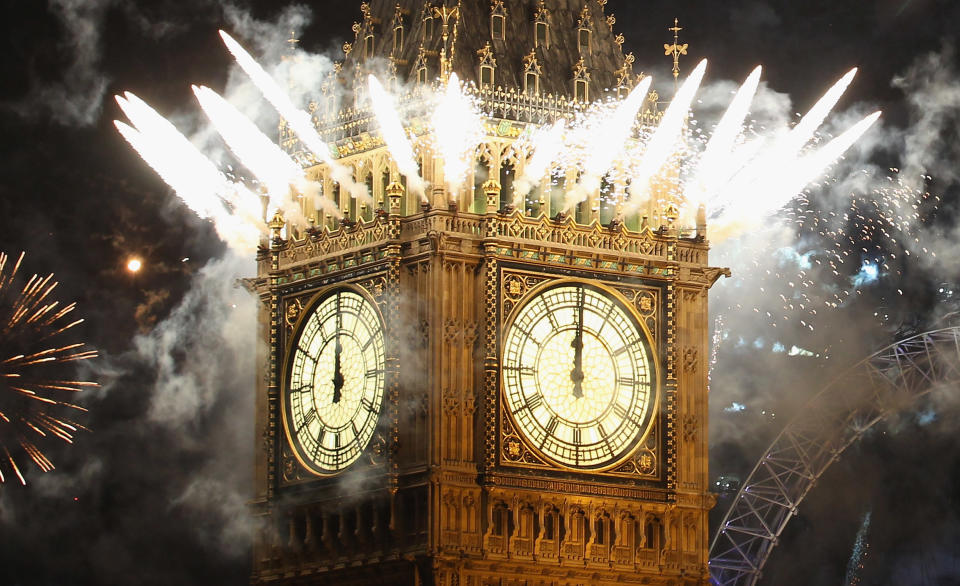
<box><xmin>33</xmin><ymin>0</ymin><xmax>114</xmax><ymax>126</ymax></box>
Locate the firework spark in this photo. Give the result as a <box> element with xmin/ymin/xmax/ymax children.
<box><xmin>431</xmin><ymin>73</ymin><xmax>485</xmax><ymax>200</ymax></box>
<box><xmin>116</xmin><ymin>32</ymin><xmax>882</xmax><ymax>263</ymax></box>
<box><xmin>218</xmin><ymin>30</ymin><xmax>368</xmax><ymax>205</ymax></box>
<box><xmin>368</xmin><ymin>75</ymin><xmax>427</xmax><ymax>202</ymax></box>
<box><xmin>0</xmin><ymin>252</ymin><xmax>97</xmax><ymax>485</ymax></box>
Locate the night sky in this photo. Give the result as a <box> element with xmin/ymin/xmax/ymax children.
<box><xmin>1</xmin><ymin>1</ymin><xmax>959</xmax><ymax>585</ymax></box>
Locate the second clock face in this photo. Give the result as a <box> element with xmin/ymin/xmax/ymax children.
<box><xmin>284</xmin><ymin>289</ymin><xmax>385</xmax><ymax>476</ymax></box>
<box><xmin>501</xmin><ymin>282</ymin><xmax>655</xmax><ymax>469</ymax></box>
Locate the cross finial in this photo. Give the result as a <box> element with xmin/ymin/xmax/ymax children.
<box><xmin>663</xmin><ymin>18</ymin><xmax>688</xmax><ymax>92</ymax></box>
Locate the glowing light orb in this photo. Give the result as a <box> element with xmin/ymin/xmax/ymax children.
<box><xmin>126</xmin><ymin>258</ymin><xmax>142</xmax><ymax>273</ymax></box>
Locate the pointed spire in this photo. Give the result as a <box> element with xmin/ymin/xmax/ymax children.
<box><xmin>664</xmin><ymin>18</ymin><xmax>688</xmax><ymax>92</ymax></box>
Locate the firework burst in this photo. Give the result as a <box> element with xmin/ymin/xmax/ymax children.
<box><xmin>0</xmin><ymin>252</ymin><xmax>97</xmax><ymax>485</ymax></box>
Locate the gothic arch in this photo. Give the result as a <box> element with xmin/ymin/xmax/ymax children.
<box><xmin>709</xmin><ymin>326</ymin><xmax>960</xmax><ymax>586</ymax></box>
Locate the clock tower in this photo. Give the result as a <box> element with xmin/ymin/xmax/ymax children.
<box><xmin>250</xmin><ymin>1</ymin><xmax>728</xmax><ymax>584</ymax></box>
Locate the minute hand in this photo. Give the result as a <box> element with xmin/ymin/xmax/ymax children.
<box><xmin>332</xmin><ymin>294</ymin><xmax>344</xmax><ymax>404</ymax></box>
<box><xmin>570</xmin><ymin>287</ymin><xmax>585</xmax><ymax>399</ymax></box>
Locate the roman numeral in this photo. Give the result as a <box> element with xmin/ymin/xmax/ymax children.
<box><xmin>573</xmin><ymin>427</ymin><xmax>582</xmax><ymax>445</ymax></box>
<box><xmin>613</xmin><ymin>403</ymin><xmax>628</xmax><ymax>419</ymax></box>
<box><xmin>366</xmin><ymin>368</ymin><xmax>384</xmax><ymax>378</ymax></box>
<box><xmin>546</xmin><ymin>416</ymin><xmax>558</xmax><ymax>435</ymax></box>
<box><xmin>618</xmin><ymin>376</ymin><xmax>636</xmax><ymax>387</ymax></box>
<box><xmin>504</xmin><ymin>365</ymin><xmax>535</xmax><ymax>375</ymax></box>
<box><xmin>298</xmin><ymin>345</ymin><xmax>319</xmax><ymax>363</ymax></box>
<box><xmin>361</xmin><ymin>397</ymin><xmax>375</xmax><ymax>412</ymax></box>
<box><xmin>334</xmin><ymin>433</ymin><xmax>341</xmax><ymax>449</ymax></box>
<box><xmin>297</xmin><ymin>409</ymin><xmax>317</xmax><ymax>433</ymax></box>
<box><xmin>362</xmin><ymin>335</ymin><xmax>375</xmax><ymax>351</ymax></box>
<box><xmin>526</xmin><ymin>393</ymin><xmax>543</xmax><ymax>411</ymax></box>
<box><xmin>545</xmin><ymin>306</ymin><xmax>560</xmax><ymax>330</ymax></box>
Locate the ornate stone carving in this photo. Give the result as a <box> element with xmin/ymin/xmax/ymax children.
<box><xmin>683</xmin><ymin>346</ymin><xmax>698</xmax><ymax>373</ymax></box>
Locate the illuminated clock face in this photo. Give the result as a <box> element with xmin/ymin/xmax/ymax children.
<box><xmin>501</xmin><ymin>283</ymin><xmax>655</xmax><ymax>469</ymax></box>
<box><xmin>284</xmin><ymin>289</ymin><xmax>385</xmax><ymax>475</ymax></box>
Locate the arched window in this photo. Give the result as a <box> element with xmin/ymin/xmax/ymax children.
<box><xmin>535</xmin><ymin>21</ymin><xmax>548</xmax><ymax>48</ymax></box>
<box><xmin>542</xmin><ymin>508</ymin><xmax>556</xmax><ymax>540</ymax></box>
<box><xmin>569</xmin><ymin>508</ymin><xmax>586</xmax><ymax>542</ymax></box>
<box><xmin>393</xmin><ymin>27</ymin><xmax>403</xmax><ymax>55</ymax></box>
<box><xmin>499</xmin><ymin>161</ymin><xmax>515</xmax><ymax>211</ymax></box>
<box><xmin>492</xmin><ymin>502</ymin><xmax>510</xmax><ymax>537</ymax></box>
<box><xmin>490</xmin><ymin>0</ymin><xmax>507</xmax><ymax>41</ymax></box>
<box><xmin>391</xmin><ymin>5</ymin><xmax>404</xmax><ymax>56</ymax></box>
<box><xmin>481</xmin><ymin>65</ymin><xmax>494</xmax><ymax>88</ymax></box>
<box><xmin>573</xmin><ymin>58</ymin><xmax>590</xmax><ymax>102</ymax></box>
<box><xmin>413</xmin><ymin>47</ymin><xmax>428</xmax><ymax>86</ymax></box>
<box><xmin>380</xmin><ymin>170</ymin><xmax>390</xmax><ymax>211</ymax></box>
<box><xmin>525</xmin><ymin>72</ymin><xmax>539</xmax><ymax>96</ymax></box>
<box><xmin>578</xmin><ymin>28</ymin><xmax>591</xmax><ymax>54</ymax></box>
<box><xmin>473</xmin><ymin>157</ymin><xmax>489</xmax><ymax>213</ymax></box>
<box><xmin>492</xmin><ymin>14</ymin><xmax>505</xmax><ymax>39</ymax></box>
<box><xmin>599</xmin><ymin>173</ymin><xmax>615</xmax><ymax>225</ymax></box>
<box><xmin>363</xmin><ymin>174</ymin><xmax>375</xmax><ymax>221</ymax></box>
<box><xmin>364</xmin><ymin>33</ymin><xmax>375</xmax><ymax>60</ymax></box>
<box><xmin>534</xmin><ymin>0</ymin><xmax>549</xmax><ymax>48</ymax></box>
<box><xmin>423</xmin><ymin>14</ymin><xmax>434</xmax><ymax>42</ymax></box>
<box><xmin>644</xmin><ymin>516</ymin><xmax>663</xmax><ymax>550</ymax></box>
<box><xmin>575</xmin><ymin>79</ymin><xmax>588</xmax><ymax>102</ymax></box>
<box><xmin>523</xmin><ymin>50</ymin><xmax>540</xmax><ymax>96</ymax></box>
<box><xmin>478</xmin><ymin>42</ymin><xmax>497</xmax><ymax>89</ymax></box>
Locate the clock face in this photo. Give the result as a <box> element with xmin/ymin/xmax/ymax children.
<box><xmin>501</xmin><ymin>282</ymin><xmax>655</xmax><ymax>470</ymax></box>
<box><xmin>283</xmin><ymin>288</ymin><xmax>385</xmax><ymax>476</ymax></box>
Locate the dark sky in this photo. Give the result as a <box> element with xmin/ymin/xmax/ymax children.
<box><xmin>0</xmin><ymin>1</ymin><xmax>959</xmax><ymax>585</ymax></box>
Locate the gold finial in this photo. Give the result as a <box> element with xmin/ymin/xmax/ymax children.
<box><xmin>433</xmin><ymin>3</ymin><xmax>460</xmax><ymax>82</ymax></box>
<box><xmin>268</xmin><ymin>210</ymin><xmax>286</xmax><ymax>242</ymax></box>
<box><xmin>534</xmin><ymin>0</ymin><xmax>548</xmax><ymax>21</ymax></box>
<box><xmin>386</xmin><ymin>182</ymin><xmax>404</xmax><ymax>215</ymax></box>
<box><xmin>664</xmin><ymin>18</ymin><xmax>688</xmax><ymax>92</ymax></box>
<box><xmin>482</xmin><ymin>179</ymin><xmax>501</xmax><ymax>213</ymax></box>
<box><xmin>286</xmin><ymin>30</ymin><xmax>299</xmax><ymax>53</ymax></box>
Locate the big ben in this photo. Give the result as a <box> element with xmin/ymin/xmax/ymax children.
<box><xmin>249</xmin><ymin>1</ymin><xmax>728</xmax><ymax>584</ymax></box>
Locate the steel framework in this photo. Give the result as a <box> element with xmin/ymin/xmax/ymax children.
<box><xmin>709</xmin><ymin>326</ymin><xmax>960</xmax><ymax>586</ymax></box>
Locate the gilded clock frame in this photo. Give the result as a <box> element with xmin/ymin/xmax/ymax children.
<box><xmin>496</xmin><ymin>267</ymin><xmax>665</xmax><ymax>482</ymax></box>
<box><xmin>278</xmin><ymin>276</ymin><xmax>392</xmax><ymax>485</ymax></box>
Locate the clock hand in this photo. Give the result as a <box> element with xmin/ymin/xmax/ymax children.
<box><xmin>570</xmin><ymin>286</ymin><xmax>585</xmax><ymax>399</ymax></box>
<box><xmin>332</xmin><ymin>293</ymin><xmax>344</xmax><ymax>404</ymax></box>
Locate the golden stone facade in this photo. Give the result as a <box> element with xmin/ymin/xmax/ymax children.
<box><xmin>250</xmin><ymin>1</ymin><xmax>725</xmax><ymax>584</ymax></box>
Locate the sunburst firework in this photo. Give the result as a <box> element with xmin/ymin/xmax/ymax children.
<box><xmin>0</xmin><ymin>252</ymin><xmax>98</xmax><ymax>485</ymax></box>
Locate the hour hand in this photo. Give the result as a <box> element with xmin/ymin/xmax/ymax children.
<box><xmin>570</xmin><ymin>333</ymin><xmax>584</xmax><ymax>398</ymax></box>
<box><xmin>332</xmin><ymin>338</ymin><xmax>344</xmax><ymax>404</ymax></box>
<box><xmin>570</xmin><ymin>288</ymin><xmax>585</xmax><ymax>399</ymax></box>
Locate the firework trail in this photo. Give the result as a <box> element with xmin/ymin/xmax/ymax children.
<box><xmin>0</xmin><ymin>252</ymin><xmax>97</xmax><ymax>485</ymax></box>
<box><xmin>844</xmin><ymin>510</ymin><xmax>872</xmax><ymax>585</ymax></box>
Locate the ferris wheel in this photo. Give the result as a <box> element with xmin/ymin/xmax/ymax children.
<box><xmin>709</xmin><ymin>326</ymin><xmax>960</xmax><ymax>586</ymax></box>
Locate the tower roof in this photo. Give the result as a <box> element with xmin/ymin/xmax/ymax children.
<box><xmin>338</xmin><ymin>0</ymin><xmax>636</xmax><ymax>101</ymax></box>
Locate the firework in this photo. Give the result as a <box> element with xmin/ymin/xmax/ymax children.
<box><xmin>431</xmin><ymin>73</ymin><xmax>485</xmax><ymax>200</ymax></box>
<box><xmin>0</xmin><ymin>252</ymin><xmax>97</xmax><ymax>485</ymax></box>
<box><xmin>844</xmin><ymin>511</ymin><xmax>872</xmax><ymax>585</ymax></box>
<box><xmin>368</xmin><ymin>75</ymin><xmax>427</xmax><ymax>202</ymax></box>
<box><xmin>117</xmin><ymin>31</ymin><xmax>883</xmax><ymax>263</ymax></box>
